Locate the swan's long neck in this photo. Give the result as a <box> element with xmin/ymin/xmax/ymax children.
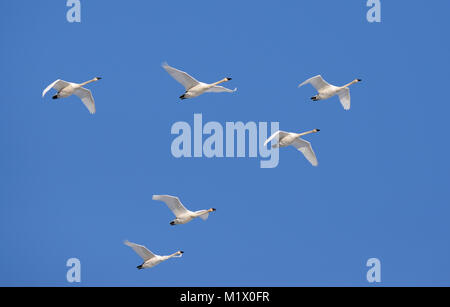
<box><xmin>167</xmin><ymin>251</ymin><xmax>182</xmax><ymax>259</ymax></box>
<box><xmin>342</xmin><ymin>79</ymin><xmax>360</xmax><ymax>88</ymax></box>
<box><xmin>194</xmin><ymin>209</ymin><xmax>208</xmax><ymax>217</ymax></box>
<box><xmin>212</xmin><ymin>78</ymin><xmax>230</xmax><ymax>86</ymax></box>
<box><xmin>80</xmin><ymin>78</ymin><xmax>100</xmax><ymax>86</ymax></box>
<box><xmin>297</xmin><ymin>129</ymin><xmax>319</xmax><ymax>137</ymax></box>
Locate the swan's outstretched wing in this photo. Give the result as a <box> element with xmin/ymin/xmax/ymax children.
<box><xmin>199</xmin><ymin>212</ymin><xmax>209</xmax><ymax>221</ymax></box>
<box><xmin>74</xmin><ymin>87</ymin><xmax>96</xmax><ymax>114</ymax></box>
<box><xmin>124</xmin><ymin>241</ymin><xmax>156</xmax><ymax>261</ymax></box>
<box><xmin>291</xmin><ymin>138</ymin><xmax>318</xmax><ymax>166</ymax></box>
<box><xmin>153</xmin><ymin>195</ymin><xmax>189</xmax><ymax>217</ymax></box>
<box><xmin>206</xmin><ymin>86</ymin><xmax>237</xmax><ymax>93</ymax></box>
<box><xmin>264</xmin><ymin>131</ymin><xmax>289</xmax><ymax>146</ymax></box>
<box><xmin>42</xmin><ymin>79</ymin><xmax>71</xmax><ymax>97</ymax></box>
<box><xmin>298</xmin><ymin>75</ymin><xmax>332</xmax><ymax>92</ymax></box>
<box><xmin>162</xmin><ymin>63</ymin><xmax>200</xmax><ymax>90</ymax></box>
<box><xmin>338</xmin><ymin>88</ymin><xmax>351</xmax><ymax>110</ymax></box>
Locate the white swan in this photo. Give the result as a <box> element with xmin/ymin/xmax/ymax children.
<box><xmin>264</xmin><ymin>129</ymin><xmax>320</xmax><ymax>166</ymax></box>
<box><xmin>298</xmin><ymin>75</ymin><xmax>361</xmax><ymax>110</ymax></box>
<box><xmin>124</xmin><ymin>240</ymin><xmax>183</xmax><ymax>270</ymax></box>
<box><xmin>42</xmin><ymin>77</ymin><xmax>102</xmax><ymax>114</ymax></box>
<box><xmin>162</xmin><ymin>63</ymin><xmax>236</xmax><ymax>100</ymax></box>
<box><xmin>153</xmin><ymin>195</ymin><xmax>216</xmax><ymax>225</ymax></box>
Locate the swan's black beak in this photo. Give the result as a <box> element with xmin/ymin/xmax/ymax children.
<box><xmin>315</xmin><ymin>129</ymin><xmax>321</xmax><ymax>132</ymax></box>
<box><xmin>212</xmin><ymin>208</ymin><xmax>216</xmax><ymax>211</ymax></box>
<box><xmin>357</xmin><ymin>79</ymin><xmax>362</xmax><ymax>82</ymax></box>
<box><xmin>96</xmin><ymin>77</ymin><xmax>102</xmax><ymax>80</ymax></box>
<box><xmin>226</xmin><ymin>78</ymin><xmax>232</xmax><ymax>81</ymax></box>
<box><xmin>180</xmin><ymin>251</ymin><xmax>184</xmax><ymax>254</ymax></box>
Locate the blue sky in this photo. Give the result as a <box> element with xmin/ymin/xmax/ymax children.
<box><xmin>1</xmin><ymin>1</ymin><xmax>450</xmax><ymax>286</ymax></box>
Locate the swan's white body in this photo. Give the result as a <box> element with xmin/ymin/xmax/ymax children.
<box><xmin>153</xmin><ymin>195</ymin><xmax>216</xmax><ymax>225</ymax></box>
<box><xmin>124</xmin><ymin>240</ymin><xmax>183</xmax><ymax>270</ymax></box>
<box><xmin>42</xmin><ymin>77</ymin><xmax>101</xmax><ymax>114</ymax></box>
<box><xmin>298</xmin><ymin>75</ymin><xmax>361</xmax><ymax>110</ymax></box>
<box><xmin>162</xmin><ymin>63</ymin><xmax>236</xmax><ymax>100</ymax></box>
<box><xmin>264</xmin><ymin>129</ymin><xmax>320</xmax><ymax>166</ymax></box>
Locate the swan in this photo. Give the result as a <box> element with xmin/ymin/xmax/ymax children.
<box><xmin>124</xmin><ymin>240</ymin><xmax>183</xmax><ymax>270</ymax></box>
<box><xmin>298</xmin><ymin>75</ymin><xmax>361</xmax><ymax>110</ymax></box>
<box><xmin>42</xmin><ymin>77</ymin><xmax>102</xmax><ymax>114</ymax></box>
<box><xmin>162</xmin><ymin>63</ymin><xmax>237</xmax><ymax>100</ymax></box>
<box><xmin>153</xmin><ymin>195</ymin><xmax>216</xmax><ymax>225</ymax></box>
<box><xmin>264</xmin><ymin>129</ymin><xmax>320</xmax><ymax>166</ymax></box>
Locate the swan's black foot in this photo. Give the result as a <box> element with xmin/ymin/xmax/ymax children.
<box><xmin>137</xmin><ymin>265</ymin><xmax>143</xmax><ymax>270</ymax></box>
<box><xmin>311</xmin><ymin>96</ymin><xmax>319</xmax><ymax>101</ymax></box>
<box><xmin>170</xmin><ymin>221</ymin><xmax>176</xmax><ymax>226</ymax></box>
<box><xmin>52</xmin><ymin>95</ymin><xmax>58</xmax><ymax>100</ymax></box>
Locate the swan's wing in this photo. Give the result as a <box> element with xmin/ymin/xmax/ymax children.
<box><xmin>206</xmin><ymin>85</ymin><xmax>237</xmax><ymax>93</ymax></box>
<box><xmin>42</xmin><ymin>79</ymin><xmax>71</xmax><ymax>97</ymax></box>
<box><xmin>153</xmin><ymin>195</ymin><xmax>189</xmax><ymax>217</ymax></box>
<box><xmin>74</xmin><ymin>87</ymin><xmax>96</xmax><ymax>114</ymax></box>
<box><xmin>162</xmin><ymin>63</ymin><xmax>200</xmax><ymax>90</ymax></box>
<box><xmin>124</xmin><ymin>241</ymin><xmax>156</xmax><ymax>261</ymax></box>
<box><xmin>199</xmin><ymin>212</ymin><xmax>209</xmax><ymax>221</ymax></box>
<box><xmin>264</xmin><ymin>131</ymin><xmax>289</xmax><ymax>146</ymax></box>
<box><xmin>298</xmin><ymin>75</ymin><xmax>331</xmax><ymax>91</ymax></box>
<box><xmin>291</xmin><ymin>138</ymin><xmax>318</xmax><ymax>166</ymax></box>
<box><xmin>338</xmin><ymin>88</ymin><xmax>351</xmax><ymax>110</ymax></box>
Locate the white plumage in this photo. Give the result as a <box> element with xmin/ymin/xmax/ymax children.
<box><xmin>298</xmin><ymin>75</ymin><xmax>361</xmax><ymax>110</ymax></box>
<box><xmin>162</xmin><ymin>63</ymin><xmax>236</xmax><ymax>100</ymax></box>
<box><xmin>264</xmin><ymin>129</ymin><xmax>320</xmax><ymax>166</ymax></box>
<box><xmin>153</xmin><ymin>195</ymin><xmax>216</xmax><ymax>225</ymax></box>
<box><xmin>124</xmin><ymin>240</ymin><xmax>183</xmax><ymax>270</ymax></box>
<box><xmin>42</xmin><ymin>77</ymin><xmax>101</xmax><ymax>114</ymax></box>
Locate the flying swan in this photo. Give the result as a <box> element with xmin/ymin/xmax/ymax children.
<box><xmin>298</xmin><ymin>75</ymin><xmax>361</xmax><ymax>110</ymax></box>
<box><xmin>162</xmin><ymin>63</ymin><xmax>236</xmax><ymax>100</ymax></box>
<box><xmin>42</xmin><ymin>77</ymin><xmax>102</xmax><ymax>114</ymax></box>
<box><xmin>264</xmin><ymin>129</ymin><xmax>320</xmax><ymax>166</ymax></box>
<box><xmin>124</xmin><ymin>240</ymin><xmax>183</xmax><ymax>270</ymax></box>
<box><xmin>153</xmin><ymin>195</ymin><xmax>216</xmax><ymax>225</ymax></box>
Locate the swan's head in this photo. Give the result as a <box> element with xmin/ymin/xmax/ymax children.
<box><xmin>95</xmin><ymin>77</ymin><xmax>102</xmax><ymax>81</ymax></box>
<box><xmin>226</xmin><ymin>78</ymin><xmax>232</xmax><ymax>81</ymax></box>
<box><xmin>356</xmin><ymin>79</ymin><xmax>362</xmax><ymax>82</ymax></box>
<box><xmin>314</xmin><ymin>129</ymin><xmax>320</xmax><ymax>133</ymax></box>
<box><xmin>210</xmin><ymin>208</ymin><xmax>217</xmax><ymax>212</ymax></box>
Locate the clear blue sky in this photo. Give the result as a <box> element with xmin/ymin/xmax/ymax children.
<box><xmin>1</xmin><ymin>1</ymin><xmax>450</xmax><ymax>286</ymax></box>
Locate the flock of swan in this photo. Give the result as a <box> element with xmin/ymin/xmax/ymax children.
<box><xmin>42</xmin><ymin>63</ymin><xmax>361</xmax><ymax>269</ymax></box>
<box><xmin>129</xmin><ymin>195</ymin><xmax>216</xmax><ymax>269</ymax></box>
